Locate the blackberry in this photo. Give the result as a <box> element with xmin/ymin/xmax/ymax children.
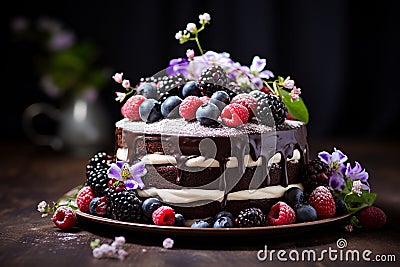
<box><xmin>236</xmin><ymin>207</ymin><xmax>266</xmax><ymax>227</ymax></box>
<box><xmin>86</xmin><ymin>151</ymin><xmax>112</xmax><ymax>177</ymax></box>
<box><xmin>86</xmin><ymin>167</ymin><xmax>110</xmax><ymax>197</ymax></box>
<box><xmin>157</xmin><ymin>73</ymin><xmax>187</xmax><ymax>97</ymax></box>
<box><xmin>108</xmin><ymin>188</ymin><xmax>143</xmax><ymax>222</ymax></box>
<box><xmin>198</xmin><ymin>66</ymin><xmax>230</xmax><ymax>97</ymax></box>
<box><xmin>255</xmin><ymin>93</ymin><xmax>288</xmax><ymax>126</ymax></box>
<box><xmin>227</xmin><ymin>82</ymin><xmax>251</xmax><ymax>99</ymax></box>
<box><xmin>249</xmin><ymin>90</ymin><xmax>265</xmax><ymax>102</ymax></box>
<box><xmin>303</xmin><ymin>159</ymin><xmax>332</xmax><ymax>194</ymax></box>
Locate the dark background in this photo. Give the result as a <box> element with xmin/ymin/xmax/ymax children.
<box><xmin>2</xmin><ymin>0</ymin><xmax>400</xmax><ymax>144</ymax></box>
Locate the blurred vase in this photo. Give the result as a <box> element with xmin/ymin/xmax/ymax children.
<box><xmin>23</xmin><ymin>91</ymin><xmax>112</xmax><ymax>155</ymax></box>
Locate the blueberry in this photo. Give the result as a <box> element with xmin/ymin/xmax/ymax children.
<box><xmin>139</xmin><ymin>99</ymin><xmax>163</xmax><ymax>122</ymax></box>
<box><xmin>161</xmin><ymin>95</ymin><xmax>182</xmax><ymax>118</ymax></box>
<box><xmin>196</xmin><ymin>103</ymin><xmax>221</xmax><ymax>126</ymax></box>
<box><xmin>89</xmin><ymin>197</ymin><xmax>101</xmax><ymax>215</ymax></box>
<box><xmin>284</xmin><ymin>187</ymin><xmax>304</xmax><ymax>207</ymax></box>
<box><xmin>142</xmin><ymin>197</ymin><xmax>162</xmax><ymax>219</ymax></box>
<box><xmin>334</xmin><ymin>196</ymin><xmax>346</xmax><ymax>216</ymax></box>
<box><xmin>190</xmin><ymin>220</ymin><xmax>211</xmax><ymax>228</ymax></box>
<box><xmin>174</xmin><ymin>213</ymin><xmax>186</xmax><ymax>227</ymax></box>
<box><xmin>210</xmin><ymin>91</ymin><xmax>230</xmax><ymax>111</ymax></box>
<box><xmin>213</xmin><ymin>216</ymin><xmax>234</xmax><ymax>228</ymax></box>
<box><xmin>295</xmin><ymin>204</ymin><xmax>317</xmax><ymax>222</ymax></box>
<box><xmin>214</xmin><ymin>211</ymin><xmax>234</xmax><ymax>222</ymax></box>
<box><xmin>137</xmin><ymin>83</ymin><xmax>158</xmax><ymax>99</ymax></box>
<box><xmin>182</xmin><ymin>81</ymin><xmax>202</xmax><ymax>98</ymax></box>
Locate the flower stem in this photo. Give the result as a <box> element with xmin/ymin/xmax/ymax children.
<box><xmin>195</xmin><ymin>34</ymin><xmax>204</xmax><ymax>55</ymax></box>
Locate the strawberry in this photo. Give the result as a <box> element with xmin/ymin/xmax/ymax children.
<box><xmin>357</xmin><ymin>206</ymin><xmax>387</xmax><ymax>229</ymax></box>
<box><xmin>267</xmin><ymin>201</ymin><xmax>296</xmax><ymax>225</ymax></box>
<box><xmin>152</xmin><ymin>206</ymin><xmax>175</xmax><ymax>226</ymax></box>
<box><xmin>231</xmin><ymin>93</ymin><xmax>258</xmax><ymax>117</ymax></box>
<box><xmin>221</xmin><ymin>103</ymin><xmax>249</xmax><ymax>127</ymax></box>
<box><xmin>52</xmin><ymin>206</ymin><xmax>77</xmax><ymax>230</ymax></box>
<box><xmin>308</xmin><ymin>186</ymin><xmax>336</xmax><ymax>219</ymax></box>
<box><xmin>121</xmin><ymin>95</ymin><xmax>147</xmax><ymax>121</ymax></box>
<box><xmin>179</xmin><ymin>96</ymin><xmax>204</xmax><ymax>120</ymax></box>
<box><xmin>76</xmin><ymin>186</ymin><xmax>94</xmax><ymax>213</ymax></box>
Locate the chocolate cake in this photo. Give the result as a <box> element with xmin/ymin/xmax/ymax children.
<box><xmin>114</xmin><ymin>117</ymin><xmax>308</xmax><ymax>219</ymax></box>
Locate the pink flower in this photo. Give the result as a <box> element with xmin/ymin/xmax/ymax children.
<box><xmin>283</xmin><ymin>76</ymin><xmax>295</xmax><ymax>89</ymax></box>
<box><xmin>292</xmin><ymin>86</ymin><xmax>301</xmax><ymax>95</ymax></box>
<box><xmin>289</xmin><ymin>86</ymin><xmax>301</xmax><ymax>101</ymax></box>
<box><xmin>112</xmin><ymin>72</ymin><xmax>124</xmax><ymax>83</ymax></box>
<box><xmin>345</xmin><ymin>224</ymin><xmax>354</xmax><ymax>232</ymax></box>
<box><xmin>122</xmin><ymin>79</ymin><xmax>130</xmax><ymax>89</ymax></box>
<box><xmin>186</xmin><ymin>49</ymin><xmax>195</xmax><ymax>59</ymax></box>
<box><xmin>199</xmin><ymin>13</ymin><xmax>211</xmax><ymax>24</ymax></box>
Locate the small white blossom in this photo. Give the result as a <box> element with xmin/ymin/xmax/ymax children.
<box><xmin>115</xmin><ymin>92</ymin><xmax>126</xmax><ymax>102</ymax></box>
<box><xmin>186</xmin><ymin>49</ymin><xmax>195</xmax><ymax>59</ymax></box>
<box><xmin>37</xmin><ymin>201</ymin><xmax>47</xmax><ymax>213</ymax></box>
<box><xmin>163</xmin><ymin>238</ymin><xmax>174</xmax><ymax>249</ymax></box>
<box><xmin>186</xmin><ymin>23</ymin><xmax>197</xmax><ymax>33</ymax></box>
<box><xmin>117</xmin><ymin>249</ymin><xmax>128</xmax><ymax>260</ymax></box>
<box><xmin>352</xmin><ymin>180</ymin><xmax>363</xmax><ymax>196</ymax></box>
<box><xmin>92</xmin><ymin>247</ymin><xmax>104</xmax><ymax>259</ymax></box>
<box><xmin>112</xmin><ymin>236</ymin><xmax>126</xmax><ymax>248</ymax></box>
<box><xmin>175</xmin><ymin>31</ymin><xmax>183</xmax><ymax>41</ymax></box>
<box><xmin>283</xmin><ymin>76</ymin><xmax>295</xmax><ymax>89</ymax></box>
<box><xmin>122</xmin><ymin>79</ymin><xmax>130</xmax><ymax>89</ymax></box>
<box><xmin>199</xmin><ymin>13</ymin><xmax>211</xmax><ymax>24</ymax></box>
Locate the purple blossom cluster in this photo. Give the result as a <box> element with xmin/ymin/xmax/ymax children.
<box><xmin>167</xmin><ymin>50</ymin><xmax>274</xmax><ymax>90</ymax></box>
<box><xmin>318</xmin><ymin>148</ymin><xmax>370</xmax><ymax>193</ymax></box>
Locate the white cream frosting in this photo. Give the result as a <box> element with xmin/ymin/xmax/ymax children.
<box><xmin>116</xmin><ymin>148</ymin><xmax>301</xmax><ymax>168</ymax></box>
<box><xmin>137</xmin><ymin>183</ymin><xmax>303</xmax><ymax>204</ymax></box>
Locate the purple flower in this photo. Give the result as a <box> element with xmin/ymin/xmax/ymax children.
<box><xmin>318</xmin><ymin>148</ymin><xmax>348</xmax><ymax>191</ymax></box>
<box><xmin>345</xmin><ymin>161</ymin><xmax>370</xmax><ymax>192</ymax></box>
<box><xmin>48</xmin><ymin>30</ymin><xmax>75</xmax><ymax>51</ymax></box>
<box><xmin>107</xmin><ymin>161</ymin><xmax>146</xmax><ymax>189</ymax></box>
<box><xmin>166</xmin><ymin>58</ymin><xmax>188</xmax><ymax>76</ymax></box>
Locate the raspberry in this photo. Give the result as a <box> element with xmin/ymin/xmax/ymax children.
<box><xmin>221</xmin><ymin>103</ymin><xmax>249</xmax><ymax>127</ymax></box>
<box><xmin>179</xmin><ymin>96</ymin><xmax>204</xmax><ymax>120</ymax></box>
<box><xmin>231</xmin><ymin>93</ymin><xmax>258</xmax><ymax>117</ymax></box>
<box><xmin>267</xmin><ymin>201</ymin><xmax>296</xmax><ymax>225</ymax></box>
<box><xmin>152</xmin><ymin>206</ymin><xmax>175</xmax><ymax>226</ymax></box>
<box><xmin>357</xmin><ymin>206</ymin><xmax>387</xmax><ymax>229</ymax></box>
<box><xmin>308</xmin><ymin>186</ymin><xmax>336</xmax><ymax>219</ymax></box>
<box><xmin>121</xmin><ymin>95</ymin><xmax>147</xmax><ymax>121</ymax></box>
<box><xmin>76</xmin><ymin>186</ymin><xmax>94</xmax><ymax>213</ymax></box>
<box><xmin>52</xmin><ymin>206</ymin><xmax>77</xmax><ymax>230</ymax></box>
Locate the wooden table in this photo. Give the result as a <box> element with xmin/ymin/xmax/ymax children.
<box><xmin>1</xmin><ymin>139</ymin><xmax>399</xmax><ymax>266</ymax></box>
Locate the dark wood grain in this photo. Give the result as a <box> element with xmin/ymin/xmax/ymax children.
<box><xmin>0</xmin><ymin>139</ymin><xmax>399</xmax><ymax>267</ymax></box>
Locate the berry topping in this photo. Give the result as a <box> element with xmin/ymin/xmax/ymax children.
<box><xmin>255</xmin><ymin>92</ymin><xmax>288</xmax><ymax>126</ymax></box>
<box><xmin>179</xmin><ymin>96</ymin><xmax>204</xmax><ymax>120</ymax></box>
<box><xmin>213</xmin><ymin>216</ymin><xmax>234</xmax><ymax>228</ymax></box>
<box><xmin>209</xmin><ymin>90</ymin><xmax>230</xmax><ymax>111</ymax></box>
<box><xmin>136</xmin><ymin>82</ymin><xmax>159</xmax><ymax>99</ymax></box>
<box><xmin>198</xmin><ymin>65</ymin><xmax>229</xmax><ymax>97</ymax></box>
<box><xmin>152</xmin><ymin>206</ymin><xmax>176</xmax><ymax>226</ymax></box>
<box><xmin>267</xmin><ymin>201</ymin><xmax>296</xmax><ymax>226</ymax></box>
<box><xmin>191</xmin><ymin>220</ymin><xmax>211</xmax><ymax>228</ymax></box>
<box><xmin>196</xmin><ymin>102</ymin><xmax>221</xmax><ymax>127</ymax></box>
<box><xmin>52</xmin><ymin>206</ymin><xmax>77</xmax><ymax>230</ymax></box>
<box><xmin>308</xmin><ymin>186</ymin><xmax>336</xmax><ymax>219</ymax></box>
<box><xmin>230</xmin><ymin>93</ymin><xmax>258</xmax><ymax>117</ymax></box>
<box><xmin>139</xmin><ymin>99</ymin><xmax>163</xmax><ymax>123</ymax></box>
<box><xmin>357</xmin><ymin>206</ymin><xmax>386</xmax><ymax>229</ymax></box>
<box><xmin>174</xmin><ymin>213</ymin><xmax>186</xmax><ymax>227</ymax></box>
<box><xmin>108</xmin><ymin>188</ymin><xmax>143</xmax><ymax>222</ymax></box>
<box><xmin>161</xmin><ymin>95</ymin><xmax>183</xmax><ymax>118</ymax></box>
<box><xmin>214</xmin><ymin>211</ymin><xmax>234</xmax><ymax>222</ymax></box>
<box><xmin>303</xmin><ymin>159</ymin><xmax>332</xmax><ymax>194</ymax></box>
<box><xmin>181</xmin><ymin>81</ymin><xmax>202</xmax><ymax>98</ymax></box>
<box><xmin>295</xmin><ymin>204</ymin><xmax>317</xmax><ymax>222</ymax></box>
<box><xmin>236</xmin><ymin>207</ymin><xmax>266</xmax><ymax>227</ymax></box>
<box><xmin>76</xmin><ymin>186</ymin><xmax>94</xmax><ymax>213</ymax></box>
<box><xmin>121</xmin><ymin>95</ymin><xmax>147</xmax><ymax>121</ymax></box>
<box><xmin>283</xmin><ymin>187</ymin><xmax>304</xmax><ymax>208</ymax></box>
<box><xmin>221</xmin><ymin>103</ymin><xmax>249</xmax><ymax>127</ymax></box>
<box><xmin>141</xmin><ymin>197</ymin><xmax>163</xmax><ymax>219</ymax></box>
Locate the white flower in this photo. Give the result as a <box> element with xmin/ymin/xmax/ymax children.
<box><xmin>283</xmin><ymin>76</ymin><xmax>295</xmax><ymax>89</ymax></box>
<box><xmin>112</xmin><ymin>236</ymin><xmax>126</xmax><ymax>248</ymax></box>
<box><xmin>115</xmin><ymin>92</ymin><xmax>126</xmax><ymax>102</ymax></box>
<box><xmin>117</xmin><ymin>249</ymin><xmax>128</xmax><ymax>260</ymax></box>
<box><xmin>37</xmin><ymin>201</ymin><xmax>47</xmax><ymax>213</ymax></box>
<box><xmin>352</xmin><ymin>180</ymin><xmax>363</xmax><ymax>196</ymax></box>
<box><xmin>163</xmin><ymin>238</ymin><xmax>174</xmax><ymax>249</ymax></box>
<box><xmin>92</xmin><ymin>247</ymin><xmax>104</xmax><ymax>259</ymax></box>
<box><xmin>122</xmin><ymin>79</ymin><xmax>130</xmax><ymax>89</ymax></box>
<box><xmin>199</xmin><ymin>13</ymin><xmax>211</xmax><ymax>24</ymax></box>
<box><xmin>186</xmin><ymin>23</ymin><xmax>197</xmax><ymax>33</ymax></box>
<box><xmin>175</xmin><ymin>31</ymin><xmax>183</xmax><ymax>41</ymax></box>
<box><xmin>112</xmin><ymin>72</ymin><xmax>123</xmax><ymax>83</ymax></box>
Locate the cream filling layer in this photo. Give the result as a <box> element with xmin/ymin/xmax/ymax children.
<box><xmin>116</xmin><ymin>148</ymin><xmax>301</xmax><ymax>168</ymax></box>
<box><xmin>137</xmin><ymin>183</ymin><xmax>303</xmax><ymax>204</ymax></box>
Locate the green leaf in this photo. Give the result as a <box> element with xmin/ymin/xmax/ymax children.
<box><xmin>344</xmin><ymin>191</ymin><xmax>377</xmax><ymax>214</ymax></box>
<box><xmin>279</xmin><ymin>89</ymin><xmax>309</xmax><ymax>123</ymax></box>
